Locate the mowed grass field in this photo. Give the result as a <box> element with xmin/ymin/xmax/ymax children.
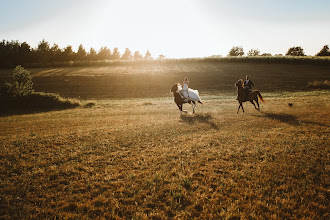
<box><xmin>0</xmin><ymin>62</ymin><xmax>330</xmax><ymax>219</ymax></box>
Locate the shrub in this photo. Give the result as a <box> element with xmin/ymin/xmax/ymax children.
<box><xmin>1</xmin><ymin>65</ymin><xmax>34</xmax><ymax>96</ymax></box>
<box><xmin>0</xmin><ymin>65</ymin><xmax>80</xmax><ymax>114</ymax></box>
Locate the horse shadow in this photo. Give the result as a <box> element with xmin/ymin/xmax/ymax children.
<box><xmin>180</xmin><ymin>113</ymin><xmax>219</xmax><ymax>130</ymax></box>
<box><xmin>254</xmin><ymin>112</ymin><xmax>328</xmax><ymax>127</ymax></box>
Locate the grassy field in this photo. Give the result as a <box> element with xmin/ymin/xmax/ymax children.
<box><xmin>0</xmin><ymin>62</ymin><xmax>329</xmax><ymax>219</ymax></box>
<box><xmin>1</xmin><ymin>61</ymin><xmax>330</xmax><ymax>99</ymax></box>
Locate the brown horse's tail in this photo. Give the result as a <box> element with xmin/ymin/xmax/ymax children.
<box><xmin>255</xmin><ymin>90</ymin><xmax>265</xmax><ymax>102</ymax></box>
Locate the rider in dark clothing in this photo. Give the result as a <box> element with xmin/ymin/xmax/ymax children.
<box><xmin>243</xmin><ymin>75</ymin><xmax>254</xmax><ymax>99</ymax></box>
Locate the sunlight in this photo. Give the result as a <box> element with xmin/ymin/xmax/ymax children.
<box><xmin>77</xmin><ymin>0</ymin><xmax>220</xmax><ymax>58</ymax></box>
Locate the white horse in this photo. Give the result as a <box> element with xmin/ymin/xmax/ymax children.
<box><xmin>171</xmin><ymin>83</ymin><xmax>203</xmax><ymax>114</ymax></box>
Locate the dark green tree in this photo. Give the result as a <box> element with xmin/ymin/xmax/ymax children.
<box><xmin>37</xmin><ymin>39</ymin><xmax>51</xmax><ymax>62</ymax></box>
<box><xmin>285</xmin><ymin>46</ymin><xmax>305</xmax><ymax>56</ymax></box>
<box><xmin>315</xmin><ymin>45</ymin><xmax>330</xmax><ymax>56</ymax></box>
<box><xmin>10</xmin><ymin>65</ymin><xmax>34</xmax><ymax>96</ymax></box>
<box><xmin>50</xmin><ymin>43</ymin><xmax>62</xmax><ymax>62</ymax></box>
<box><xmin>18</xmin><ymin>42</ymin><xmax>32</xmax><ymax>64</ymax></box>
<box><xmin>63</xmin><ymin>45</ymin><xmax>74</xmax><ymax>61</ymax></box>
<box><xmin>76</xmin><ymin>44</ymin><xmax>87</xmax><ymax>60</ymax></box>
<box><xmin>228</xmin><ymin>46</ymin><xmax>244</xmax><ymax>56</ymax></box>
<box><xmin>247</xmin><ymin>49</ymin><xmax>260</xmax><ymax>56</ymax></box>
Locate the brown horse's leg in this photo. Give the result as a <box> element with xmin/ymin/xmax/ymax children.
<box><xmin>250</xmin><ymin>100</ymin><xmax>257</xmax><ymax>109</ymax></box>
<box><xmin>237</xmin><ymin>102</ymin><xmax>244</xmax><ymax>113</ymax></box>
<box><xmin>255</xmin><ymin>99</ymin><xmax>260</xmax><ymax>110</ymax></box>
<box><xmin>237</xmin><ymin>102</ymin><xmax>241</xmax><ymax>113</ymax></box>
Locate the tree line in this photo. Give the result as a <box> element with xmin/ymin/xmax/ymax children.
<box><xmin>1</xmin><ymin>39</ymin><xmax>330</xmax><ymax>68</ymax></box>
<box><xmin>227</xmin><ymin>45</ymin><xmax>330</xmax><ymax>57</ymax></box>
<box><xmin>0</xmin><ymin>39</ymin><xmax>153</xmax><ymax>68</ymax></box>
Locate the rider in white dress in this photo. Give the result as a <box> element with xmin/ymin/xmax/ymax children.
<box><xmin>181</xmin><ymin>77</ymin><xmax>189</xmax><ymax>101</ymax></box>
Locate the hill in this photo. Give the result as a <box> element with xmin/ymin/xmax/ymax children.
<box><xmin>1</xmin><ymin>61</ymin><xmax>330</xmax><ymax>99</ymax></box>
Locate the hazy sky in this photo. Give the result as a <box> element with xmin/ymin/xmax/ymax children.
<box><xmin>1</xmin><ymin>0</ymin><xmax>330</xmax><ymax>58</ymax></box>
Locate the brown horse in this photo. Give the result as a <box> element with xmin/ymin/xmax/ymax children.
<box><xmin>235</xmin><ymin>79</ymin><xmax>265</xmax><ymax>113</ymax></box>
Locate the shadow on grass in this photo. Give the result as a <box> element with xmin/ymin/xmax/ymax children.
<box><xmin>180</xmin><ymin>113</ymin><xmax>219</xmax><ymax>130</ymax></box>
<box><xmin>254</xmin><ymin>112</ymin><xmax>329</xmax><ymax>127</ymax></box>
<box><xmin>0</xmin><ymin>106</ymin><xmax>78</xmax><ymax>117</ymax></box>
<box><xmin>0</xmin><ymin>92</ymin><xmax>81</xmax><ymax>117</ymax></box>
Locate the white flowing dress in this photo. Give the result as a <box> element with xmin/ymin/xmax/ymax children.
<box><xmin>178</xmin><ymin>84</ymin><xmax>202</xmax><ymax>102</ymax></box>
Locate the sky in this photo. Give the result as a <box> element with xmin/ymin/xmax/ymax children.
<box><xmin>1</xmin><ymin>0</ymin><xmax>330</xmax><ymax>58</ymax></box>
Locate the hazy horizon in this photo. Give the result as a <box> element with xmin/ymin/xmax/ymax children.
<box><xmin>1</xmin><ymin>0</ymin><xmax>330</xmax><ymax>58</ymax></box>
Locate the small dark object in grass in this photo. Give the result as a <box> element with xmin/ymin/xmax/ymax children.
<box><xmin>288</xmin><ymin>103</ymin><xmax>293</xmax><ymax>107</ymax></box>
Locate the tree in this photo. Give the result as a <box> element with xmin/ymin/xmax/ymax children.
<box><xmin>18</xmin><ymin>42</ymin><xmax>32</xmax><ymax>64</ymax></box>
<box><xmin>247</xmin><ymin>49</ymin><xmax>260</xmax><ymax>56</ymax></box>
<box><xmin>87</xmin><ymin>48</ymin><xmax>97</xmax><ymax>60</ymax></box>
<box><xmin>50</xmin><ymin>43</ymin><xmax>62</xmax><ymax>62</ymax></box>
<box><xmin>121</xmin><ymin>48</ymin><xmax>132</xmax><ymax>60</ymax></box>
<box><xmin>315</xmin><ymin>45</ymin><xmax>330</xmax><ymax>56</ymax></box>
<box><xmin>76</xmin><ymin>44</ymin><xmax>87</xmax><ymax>61</ymax></box>
<box><xmin>285</xmin><ymin>46</ymin><xmax>305</xmax><ymax>56</ymax></box>
<box><xmin>9</xmin><ymin>65</ymin><xmax>34</xmax><ymax>96</ymax></box>
<box><xmin>144</xmin><ymin>50</ymin><xmax>152</xmax><ymax>60</ymax></box>
<box><xmin>228</xmin><ymin>46</ymin><xmax>244</xmax><ymax>56</ymax></box>
<box><xmin>63</xmin><ymin>45</ymin><xmax>74</xmax><ymax>61</ymax></box>
<box><xmin>133</xmin><ymin>51</ymin><xmax>143</xmax><ymax>60</ymax></box>
<box><xmin>112</xmin><ymin>48</ymin><xmax>121</xmax><ymax>60</ymax></box>
<box><xmin>37</xmin><ymin>39</ymin><xmax>51</xmax><ymax>62</ymax></box>
<box><xmin>97</xmin><ymin>47</ymin><xmax>111</xmax><ymax>60</ymax></box>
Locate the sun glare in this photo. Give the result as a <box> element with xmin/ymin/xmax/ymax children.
<box><xmin>66</xmin><ymin>0</ymin><xmax>220</xmax><ymax>58</ymax></box>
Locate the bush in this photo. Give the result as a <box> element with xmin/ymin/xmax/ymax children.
<box><xmin>0</xmin><ymin>65</ymin><xmax>80</xmax><ymax>114</ymax></box>
<box><xmin>0</xmin><ymin>65</ymin><xmax>34</xmax><ymax>97</ymax></box>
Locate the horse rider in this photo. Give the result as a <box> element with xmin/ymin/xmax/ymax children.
<box><xmin>243</xmin><ymin>75</ymin><xmax>254</xmax><ymax>99</ymax></box>
<box><xmin>180</xmin><ymin>77</ymin><xmax>190</xmax><ymax>102</ymax></box>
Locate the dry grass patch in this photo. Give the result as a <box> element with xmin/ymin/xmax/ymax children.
<box><xmin>0</xmin><ymin>92</ymin><xmax>329</xmax><ymax>219</ymax></box>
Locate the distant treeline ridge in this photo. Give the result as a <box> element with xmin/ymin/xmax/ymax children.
<box><xmin>0</xmin><ymin>39</ymin><xmax>153</xmax><ymax>68</ymax></box>
<box><xmin>1</xmin><ymin>39</ymin><xmax>330</xmax><ymax>68</ymax></box>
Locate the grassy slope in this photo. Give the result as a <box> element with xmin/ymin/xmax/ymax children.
<box><xmin>1</xmin><ymin>91</ymin><xmax>329</xmax><ymax>219</ymax></box>
<box><xmin>2</xmin><ymin>62</ymin><xmax>330</xmax><ymax>99</ymax></box>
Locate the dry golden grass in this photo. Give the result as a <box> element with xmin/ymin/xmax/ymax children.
<box><xmin>1</xmin><ymin>91</ymin><xmax>329</xmax><ymax>219</ymax></box>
